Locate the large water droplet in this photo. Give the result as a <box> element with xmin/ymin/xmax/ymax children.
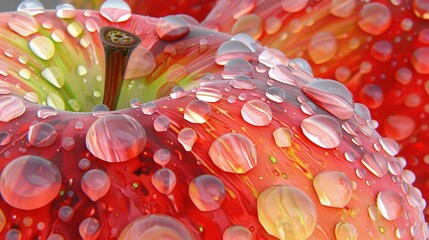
<box><xmin>268</xmin><ymin>64</ymin><xmax>296</xmax><ymax>85</ymax></box>
<box><xmin>86</xmin><ymin>114</ymin><xmax>146</xmax><ymax>163</ymax></box>
<box><xmin>100</xmin><ymin>0</ymin><xmax>131</xmax><ymax>22</ymax></box>
<box><xmin>17</xmin><ymin>0</ymin><xmax>45</xmax><ymax>16</ymax></box>
<box><xmin>259</xmin><ymin>48</ymin><xmax>289</xmax><ymax>68</ymax></box>
<box><xmin>266</xmin><ymin>86</ymin><xmax>286</xmax><ymax>103</ymax></box>
<box><xmin>258</xmin><ymin>185</ymin><xmax>316</xmax><ymax>240</ymax></box>
<box><xmin>377</xmin><ymin>190</ymin><xmax>405</xmax><ymax>220</ymax></box>
<box><xmin>119</xmin><ymin>214</ymin><xmax>193</xmax><ymax>239</ymax></box>
<box><xmin>358</xmin><ymin>3</ymin><xmax>391</xmax><ymax>35</ymax></box>
<box><xmin>209</xmin><ymin>133</ymin><xmax>257</xmax><ymax>174</ymax></box>
<box><xmin>313</xmin><ymin>171</ymin><xmax>352</xmax><ymax>208</ymax></box>
<box><xmin>79</xmin><ymin>217</ymin><xmax>100</xmax><ymax>240</ymax></box>
<box><xmin>230</xmin><ymin>75</ymin><xmax>256</xmax><ymax>90</ymax></box>
<box><xmin>335</xmin><ymin>222</ymin><xmax>358</xmax><ymax>240</ymax></box>
<box><xmin>241</xmin><ymin>100</ymin><xmax>272</xmax><ymax>126</ymax></box>
<box><xmin>196</xmin><ymin>86</ymin><xmax>222</xmax><ymax>102</ymax></box>
<box><xmin>301</xmin><ymin>115</ymin><xmax>341</xmax><ymax>149</ymax></box>
<box><xmin>28</xmin><ymin>122</ymin><xmax>57</xmax><ymax>147</ymax></box>
<box><xmin>302</xmin><ymin>80</ymin><xmax>354</xmax><ymax>120</ymax></box>
<box><xmin>308</xmin><ymin>32</ymin><xmax>337</xmax><ymax>64</ymax></box>
<box><xmin>56</xmin><ymin>3</ymin><xmax>75</xmax><ymax>19</ymax></box>
<box><xmin>29</xmin><ymin>36</ymin><xmax>55</xmax><ymax>60</ymax></box>
<box><xmin>189</xmin><ymin>174</ymin><xmax>225</xmax><ymax>211</ymax></box>
<box><xmin>184</xmin><ymin>100</ymin><xmax>211</xmax><ymax>124</ymax></box>
<box><xmin>81</xmin><ymin>169</ymin><xmax>111</xmax><ymax>201</ymax></box>
<box><xmin>361</xmin><ymin>153</ymin><xmax>389</xmax><ymax>178</ymax></box>
<box><xmin>156</xmin><ymin>16</ymin><xmax>189</xmax><ymax>41</ymax></box>
<box><xmin>8</xmin><ymin>12</ymin><xmax>38</xmax><ymax>37</ymax></box>
<box><xmin>0</xmin><ymin>96</ymin><xmax>25</xmax><ymax>122</ymax></box>
<box><xmin>0</xmin><ymin>155</ymin><xmax>61</xmax><ymax>210</ymax></box>
<box><xmin>151</xmin><ymin>168</ymin><xmax>177</xmax><ymax>195</ymax></box>
<box><xmin>215</xmin><ymin>41</ymin><xmax>252</xmax><ymax>65</ymax></box>
<box><xmin>153</xmin><ymin>148</ymin><xmax>171</xmax><ymax>166</ymax></box>
<box><xmin>223</xmin><ymin>58</ymin><xmax>254</xmax><ymax>79</ymax></box>
<box><xmin>41</xmin><ymin>66</ymin><xmax>64</xmax><ymax>88</ymax></box>
<box><xmin>379</xmin><ymin>137</ymin><xmax>400</xmax><ymax>156</ymax></box>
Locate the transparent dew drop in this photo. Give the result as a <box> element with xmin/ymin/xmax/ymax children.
<box><xmin>413</xmin><ymin>0</ymin><xmax>429</xmax><ymax>19</ymax></box>
<box><xmin>407</xmin><ymin>186</ymin><xmax>423</xmax><ymax>208</ymax></box>
<box><xmin>379</xmin><ymin>137</ymin><xmax>400</xmax><ymax>156</ymax></box>
<box><xmin>0</xmin><ymin>132</ymin><xmax>11</xmax><ymax>146</ymax></box>
<box><xmin>170</xmin><ymin>86</ymin><xmax>186</xmax><ymax>99</ymax></box>
<box><xmin>153</xmin><ymin>149</ymin><xmax>171</xmax><ymax>166</ymax></box>
<box><xmin>67</xmin><ymin>22</ymin><xmax>83</xmax><ymax>38</ymax></box>
<box><xmin>330</xmin><ymin>0</ymin><xmax>356</xmax><ymax>18</ymax></box>
<box><xmin>151</xmin><ymin>168</ymin><xmax>177</xmax><ymax>195</ymax></box>
<box><xmin>361</xmin><ymin>153</ymin><xmax>389</xmax><ymax>178</ymax></box>
<box><xmin>265</xmin><ymin>17</ymin><xmax>282</xmax><ymax>35</ymax></box>
<box><xmin>258</xmin><ymin>48</ymin><xmax>289</xmax><ymax>68</ymax></box>
<box><xmin>17</xmin><ymin>0</ymin><xmax>45</xmax><ymax>16</ymax></box>
<box><xmin>313</xmin><ymin>171</ymin><xmax>352</xmax><ymax>208</ymax></box>
<box><xmin>119</xmin><ymin>214</ymin><xmax>193</xmax><ymax>240</ymax></box>
<box><xmin>0</xmin><ymin>155</ymin><xmax>62</xmax><ymax>210</ymax></box>
<box><xmin>47</xmin><ymin>234</ymin><xmax>64</xmax><ymax>240</ymax></box>
<box><xmin>92</xmin><ymin>104</ymin><xmax>110</xmax><ymax>116</ymax></box>
<box><xmin>233</xmin><ymin>0</ymin><xmax>256</xmax><ymax>19</ymax></box>
<box><xmin>189</xmin><ymin>174</ymin><xmax>225</xmax><ymax>211</ymax></box>
<box><xmin>41</xmin><ymin>66</ymin><xmax>65</xmax><ymax>88</ymax></box>
<box><xmin>196</xmin><ymin>86</ymin><xmax>222</xmax><ymax>102</ymax></box>
<box><xmin>184</xmin><ymin>100</ymin><xmax>212</xmax><ymax>124</ymax></box>
<box><xmin>129</xmin><ymin>98</ymin><xmax>141</xmax><ymax>108</ymax></box>
<box><xmin>301</xmin><ymin>115</ymin><xmax>341</xmax><ymax>149</ymax></box>
<box><xmin>231</xmin><ymin>14</ymin><xmax>263</xmax><ymax>40</ymax></box>
<box><xmin>141</xmin><ymin>102</ymin><xmax>157</xmax><ymax>115</ymax></box>
<box><xmin>79</xmin><ymin>217</ymin><xmax>100</xmax><ymax>240</ymax></box>
<box><xmin>273</xmin><ymin>127</ymin><xmax>293</xmax><ymax>148</ymax></box>
<box><xmin>281</xmin><ymin>0</ymin><xmax>308</xmax><ymax>12</ymax></box>
<box><xmin>308</xmin><ymin>32</ymin><xmax>337</xmax><ymax>64</ymax></box>
<box><xmin>384</xmin><ymin>115</ymin><xmax>416</xmax><ymax>141</ymax></box>
<box><xmin>29</xmin><ymin>36</ymin><xmax>55</xmax><ymax>60</ymax></box>
<box><xmin>266</xmin><ymin>86</ymin><xmax>286</xmax><ymax>103</ymax></box>
<box><xmin>302</xmin><ymin>80</ymin><xmax>354</xmax><ymax>120</ymax></box>
<box><xmin>222</xmin><ymin>59</ymin><xmax>254</xmax><ymax>79</ymax></box>
<box><xmin>358</xmin><ymin>2</ymin><xmax>391</xmax><ymax>35</ymax></box>
<box><xmin>125</xmin><ymin>46</ymin><xmax>156</xmax><ymax>79</ymax></box>
<box><xmin>0</xmin><ymin>96</ymin><xmax>25</xmax><ymax>122</ymax></box>
<box><xmin>81</xmin><ymin>169</ymin><xmax>111</xmax><ymax>201</ymax></box>
<box><xmin>241</xmin><ymin>100</ymin><xmax>272</xmax><ymax>126</ymax></box>
<box><xmin>335</xmin><ymin>66</ymin><xmax>351</xmax><ymax>82</ymax></box>
<box><xmin>354</xmin><ymin>103</ymin><xmax>372</xmax><ymax>120</ymax></box>
<box><xmin>376</xmin><ymin>190</ymin><xmax>405</xmax><ymax>220</ymax></box>
<box><xmin>28</xmin><ymin>122</ymin><xmax>57</xmax><ymax>147</ymax></box>
<box><xmin>335</xmin><ymin>222</ymin><xmax>358</xmax><ymax>240</ymax></box>
<box><xmin>411</xmin><ymin>47</ymin><xmax>429</xmax><ymax>74</ymax></box>
<box><xmin>199</xmin><ymin>37</ymin><xmax>209</xmax><ymax>53</ymax></box>
<box><xmin>370</xmin><ymin>41</ymin><xmax>393</xmax><ymax>62</ymax></box>
<box><xmin>223</xmin><ymin>225</ymin><xmax>253</xmax><ymax>240</ymax></box>
<box><xmin>8</xmin><ymin>12</ymin><xmax>38</xmax><ymax>37</ymax></box>
<box><xmin>230</xmin><ymin>75</ymin><xmax>256</xmax><ymax>90</ymax></box>
<box><xmin>215</xmin><ymin>40</ymin><xmax>252</xmax><ymax>65</ymax></box>
<box><xmin>231</xmin><ymin>33</ymin><xmax>258</xmax><ymax>52</ymax></box>
<box><xmin>257</xmin><ymin>185</ymin><xmax>316</xmax><ymax>240</ymax></box>
<box><xmin>100</xmin><ymin>0</ymin><xmax>131</xmax><ymax>23</ymax></box>
<box><xmin>86</xmin><ymin>114</ymin><xmax>146</xmax><ymax>163</ymax></box>
<box><xmin>61</xmin><ymin>137</ymin><xmax>75</xmax><ymax>151</ymax></box>
<box><xmin>78</xmin><ymin>158</ymin><xmax>91</xmax><ymax>170</ymax></box>
<box><xmin>178</xmin><ymin>128</ymin><xmax>197</xmax><ymax>151</ymax></box>
<box><xmin>268</xmin><ymin>64</ymin><xmax>297</xmax><ymax>85</ymax></box>
<box><xmin>388</xmin><ymin>159</ymin><xmax>403</xmax><ymax>175</ymax></box>
<box><xmin>154</xmin><ymin>115</ymin><xmax>171</xmax><ymax>132</ymax></box>
<box><xmin>0</xmin><ymin>82</ymin><xmax>10</xmax><ymax>93</ymax></box>
<box><xmin>56</xmin><ymin>3</ymin><xmax>75</xmax><ymax>19</ymax></box>
<box><xmin>6</xmin><ymin>229</ymin><xmax>22</xmax><ymax>240</ymax></box>
<box><xmin>209</xmin><ymin>133</ymin><xmax>257</xmax><ymax>174</ymax></box>
<box><xmin>156</xmin><ymin>15</ymin><xmax>189</xmax><ymax>41</ymax></box>
<box><xmin>58</xmin><ymin>205</ymin><xmax>74</xmax><ymax>222</ymax></box>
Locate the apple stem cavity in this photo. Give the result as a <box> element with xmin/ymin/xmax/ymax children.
<box><xmin>100</xmin><ymin>26</ymin><xmax>141</xmax><ymax>110</ymax></box>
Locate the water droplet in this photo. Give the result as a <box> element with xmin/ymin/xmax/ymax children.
<box><xmin>384</xmin><ymin>115</ymin><xmax>415</xmax><ymax>141</ymax></box>
<box><xmin>233</xmin><ymin>0</ymin><xmax>256</xmax><ymax>19</ymax></box>
<box><xmin>100</xmin><ymin>0</ymin><xmax>131</xmax><ymax>22</ymax></box>
<box><xmin>86</xmin><ymin>114</ymin><xmax>146</xmax><ymax>163</ymax></box>
<box><xmin>259</xmin><ymin>48</ymin><xmax>289</xmax><ymax>68</ymax></box>
<box><xmin>79</xmin><ymin>217</ymin><xmax>100</xmax><ymax>240</ymax></box>
<box><xmin>184</xmin><ymin>100</ymin><xmax>212</xmax><ymax>124</ymax></box>
<box><xmin>17</xmin><ymin>0</ymin><xmax>45</xmax><ymax>16</ymax></box>
<box><xmin>196</xmin><ymin>86</ymin><xmax>222</xmax><ymax>102</ymax></box>
<box><xmin>47</xmin><ymin>234</ymin><xmax>64</xmax><ymax>240</ymax></box>
<box><xmin>413</xmin><ymin>0</ymin><xmax>429</xmax><ymax>19</ymax></box>
<box><xmin>154</xmin><ymin>115</ymin><xmax>171</xmax><ymax>132</ymax></box>
<box><xmin>231</xmin><ymin>33</ymin><xmax>258</xmax><ymax>52</ymax></box>
<box><xmin>301</xmin><ymin>115</ymin><xmax>341</xmax><ymax>149</ymax></box>
<box><xmin>215</xmin><ymin>41</ymin><xmax>252</xmax><ymax>65</ymax></box>
<box><xmin>81</xmin><ymin>169</ymin><xmax>111</xmax><ymax>201</ymax></box>
<box><xmin>303</xmin><ymin>80</ymin><xmax>354</xmax><ymax>120</ymax></box>
<box><xmin>406</xmin><ymin>186</ymin><xmax>423</xmax><ymax>208</ymax></box>
<box><xmin>56</xmin><ymin>3</ymin><xmax>75</xmax><ymax>19</ymax></box>
<box><xmin>223</xmin><ymin>59</ymin><xmax>254</xmax><ymax>79</ymax></box>
<box><xmin>411</xmin><ymin>47</ymin><xmax>429</xmax><ymax>74</ymax></box>
<box><xmin>78</xmin><ymin>158</ymin><xmax>91</xmax><ymax>170</ymax></box>
<box><xmin>6</xmin><ymin>229</ymin><xmax>22</xmax><ymax>240</ymax></box>
<box><xmin>0</xmin><ymin>96</ymin><xmax>25</xmax><ymax>122</ymax></box>
<box><xmin>156</xmin><ymin>16</ymin><xmax>189</xmax><ymax>41</ymax></box>
<box><xmin>209</xmin><ymin>133</ymin><xmax>257</xmax><ymax>174</ymax></box>
<box><xmin>42</xmin><ymin>66</ymin><xmax>64</xmax><ymax>88</ymax></box>
<box><xmin>231</xmin><ymin>14</ymin><xmax>263</xmax><ymax>40</ymax></box>
<box><xmin>0</xmin><ymin>132</ymin><xmax>11</xmax><ymax>146</ymax></box>
<box><xmin>266</xmin><ymin>86</ymin><xmax>286</xmax><ymax>103</ymax></box>
<box><xmin>335</xmin><ymin>66</ymin><xmax>351</xmax><ymax>82</ymax></box>
<box><xmin>141</xmin><ymin>102</ymin><xmax>157</xmax><ymax>115</ymax></box>
<box><xmin>359</xmin><ymin>83</ymin><xmax>383</xmax><ymax>109</ymax></box>
<box><xmin>268</xmin><ymin>64</ymin><xmax>296</xmax><ymax>85</ymax></box>
<box><xmin>125</xmin><ymin>46</ymin><xmax>156</xmax><ymax>79</ymax></box>
<box><xmin>52</xmin><ymin>29</ymin><xmax>65</xmax><ymax>42</ymax></box>
<box><xmin>8</xmin><ymin>12</ymin><xmax>38</xmax><ymax>36</ymax></box>
<box><xmin>119</xmin><ymin>214</ymin><xmax>193</xmax><ymax>239</ymax></box>
<box><xmin>313</xmin><ymin>171</ymin><xmax>352</xmax><ymax>208</ymax></box>
<box><xmin>379</xmin><ymin>137</ymin><xmax>400</xmax><ymax>156</ymax></box>
<box><xmin>370</xmin><ymin>41</ymin><xmax>393</xmax><ymax>62</ymax></box>
<box><xmin>19</xmin><ymin>68</ymin><xmax>31</xmax><ymax>80</ymax></box>
<box><xmin>29</xmin><ymin>36</ymin><xmax>55</xmax><ymax>60</ymax></box>
<box><xmin>58</xmin><ymin>205</ymin><xmax>74</xmax><ymax>222</ymax></box>
<box><xmin>395</xmin><ymin>67</ymin><xmax>412</xmax><ymax>85</ymax></box>
<box><xmin>358</xmin><ymin>3</ymin><xmax>391</xmax><ymax>35</ymax></box>
<box><xmin>224</xmin><ymin>225</ymin><xmax>253</xmax><ymax>240</ymax></box>
<box><xmin>77</xmin><ymin>65</ymin><xmax>88</xmax><ymax>76</ymax></box>
<box><xmin>36</xmin><ymin>106</ymin><xmax>58</xmax><ymax>119</ymax></box>
<box><xmin>335</xmin><ymin>222</ymin><xmax>358</xmax><ymax>240</ymax></box>
<box><xmin>0</xmin><ymin>209</ymin><xmax>4</xmax><ymax>232</ymax></box>
<box><xmin>273</xmin><ymin>127</ymin><xmax>293</xmax><ymax>148</ymax></box>
<box><xmin>241</xmin><ymin>100</ymin><xmax>272</xmax><ymax>126</ymax></box>
<box><xmin>189</xmin><ymin>174</ymin><xmax>225</xmax><ymax>211</ymax></box>
<box><xmin>230</xmin><ymin>75</ymin><xmax>256</xmax><ymax>90</ymax></box>
<box><xmin>265</xmin><ymin>17</ymin><xmax>282</xmax><ymax>35</ymax></box>
<box><xmin>361</xmin><ymin>153</ymin><xmax>389</xmax><ymax>178</ymax></box>
<box><xmin>388</xmin><ymin>159</ymin><xmax>403</xmax><ymax>175</ymax></box>
<box><xmin>257</xmin><ymin>185</ymin><xmax>316</xmax><ymax>240</ymax></box>
<box><xmin>153</xmin><ymin>148</ymin><xmax>171</xmax><ymax>166</ymax></box>
<box><xmin>178</xmin><ymin>128</ymin><xmax>197</xmax><ymax>151</ymax></box>
<box><xmin>28</xmin><ymin>122</ymin><xmax>57</xmax><ymax>147</ymax></box>
<box><xmin>330</xmin><ymin>0</ymin><xmax>356</xmax><ymax>18</ymax></box>
<box><xmin>67</xmin><ymin>22</ymin><xmax>83</xmax><ymax>38</ymax></box>
<box><xmin>377</xmin><ymin>190</ymin><xmax>405</xmax><ymax>220</ymax></box>
<box><xmin>281</xmin><ymin>0</ymin><xmax>308</xmax><ymax>12</ymax></box>
<box><xmin>151</xmin><ymin>168</ymin><xmax>177</xmax><ymax>195</ymax></box>
<box><xmin>0</xmin><ymin>155</ymin><xmax>62</xmax><ymax>210</ymax></box>
<box><xmin>170</xmin><ymin>86</ymin><xmax>186</xmax><ymax>99</ymax></box>
<box><xmin>308</xmin><ymin>32</ymin><xmax>337</xmax><ymax>64</ymax></box>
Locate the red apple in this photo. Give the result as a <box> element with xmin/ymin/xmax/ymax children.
<box><xmin>0</xmin><ymin>2</ymin><xmax>427</xmax><ymax>240</ymax></box>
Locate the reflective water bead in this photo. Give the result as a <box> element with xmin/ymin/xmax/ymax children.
<box><xmin>384</xmin><ymin>115</ymin><xmax>416</xmax><ymax>141</ymax></box>
<box><xmin>413</xmin><ymin>0</ymin><xmax>429</xmax><ymax>19</ymax></box>
<box><xmin>223</xmin><ymin>225</ymin><xmax>253</xmax><ymax>240</ymax></box>
<box><xmin>281</xmin><ymin>0</ymin><xmax>308</xmax><ymax>12</ymax></box>
<box><xmin>308</xmin><ymin>32</ymin><xmax>337</xmax><ymax>64</ymax></box>
<box><xmin>313</xmin><ymin>171</ymin><xmax>352</xmax><ymax>208</ymax></box>
<box><xmin>17</xmin><ymin>0</ymin><xmax>45</xmax><ymax>16</ymax></box>
<box><xmin>0</xmin><ymin>155</ymin><xmax>62</xmax><ymax>210</ymax></box>
<box><xmin>411</xmin><ymin>47</ymin><xmax>429</xmax><ymax>74</ymax></box>
<box><xmin>154</xmin><ymin>115</ymin><xmax>171</xmax><ymax>132</ymax></box>
<box><xmin>196</xmin><ymin>86</ymin><xmax>222</xmax><ymax>102</ymax></box>
<box><xmin>58</xmin><ymin>205</ymin><xmax>74</xmax><ymax>222</ymax></box>
<box><xmin>377</xmin><ymin>190</ymin><xmax>405</xmax><ymax>220</ymax></box>
<box><xmin>301</xmin><ymin>115</ymin><xmax>342</xmax><ymax>149</ymax></box>
<box><xmin>0</xmin><ymin>96</ymin><xmax>25</xmax><ymax>122</ymax></box>
<box><xmin>361</xmin><ymin>153</ymin><xmax>389</xmax><ymax>178</ymax></box>
<box><xmin>56</xmin><ymin>3</ymin><xmax>76</xmax><ymax>19</ymax></box>
<box><xmin>86</xmin><ymin>114</ymin><xmax>146</xmax><ymax>163</ymax></box>
<box><xmin>265</xmin><ymin>17</ymin><xmax>282</xmax><ymax>35</ymax></box>
<box><xmin>335</xmin><ymin>222</ymin><xmax>358</xmax><ymax>240</ymax></box>
<box><xmin>215</xmin><ymin>41</ymin><xmax>252</xmax><ymax>65</ymax></box>
<box><xmin>258</xmin><ymin>48</ymin><xmax>289</xmax><ymax>68</ymax></box>
<box><xmin>358</xmin><ymin>3</ymin><xmax>391</xmax><ymax>35</ymax></box>
<box><xmin>257</xmin><ymin>185</ymin><xmax>316</xmax><ymax>240</ymax></box>
<box><xmin>178</xmin><ymin>128</ymin><xmax>197</xmax><ymax>151</ymax></box>
<box><xmin>170</xmin><ymin>86</ymin><xmax>186</xmax><ymax>99</ymax></box>
<box><xmin>370</xmin><ymin>41</ymin><xmax>393</xmax><ymax>62</ymax></box>
<box><xmin>184</xmin><ymin>100</ymin><xmax>212</xmax><ymax>124</ymax></box>
<box><xmin>141</xmin><ymin>102</ymin><xmax>157</xmax><ymax>115</ymax></box>
<box><xmin>8</xmin><ymin>12</ymin><xmax>38</xmax><ymax>37</ymax></box>
<box><xmin>330</xmin><ymin>0</ymin><xmax>356</xmax><ymax>18</ymax></box>
<box><xmin>231</xmin><ymin>14</ymin><xmax>263</xmax><ymax>40</ymax></box>
<box><xmin>81</xmin><ymin>169</ymin><xmax>111</xmax><ymax>201</ymax></box>
<box><xmin>156</xmin><ymin>16</ymin><xmax>189</xmax><ymax>41</ymax></box>
<box><xmin>222</xmin><ymin>58</ymin><xmax>254</xmax><ymax>79</ymax></box>
<box><xmin>79</xmin><ymin>217</ymin><xmax>100</xmax><ymax>240</ymax></box>
<box><xmin>230</xmin><ymin>75</ymin><xmax>256</xmax><ymax>90</ymax></box>
<box><xmin>28</xmin><ymin>122</ymin><xmax>57</xmax><ymax>147</ymax></box>
<box><xmin>0</xmin><ymin>132</ymin><xmax>11</xmax><ymax>146</ymax></box>
<box><xmin>395</xmin><ymin>67</ymin><xmax>412</xmax><ymax>85</ymax></box>
<box><xmin>266</xmin><ymin>86</ymin><xmax>286</xmax><ymax>103</ymax></box>
<box><xmin>379</xmin><ymin>137</ymin><xmax>400</xmax><ymax>156</ymax></box>
<box><xmin>153</xmin><ymin>148</ymin><xmax>171</xmax><ymax>166</ymax></box>
<box><xmin>5</xmin><ymin>229</ymin><xmax>22</xmax><ymax>240</ymax></box>
<box><xmin>41</xmin><ymin>66</ymin><xmax>65</xmax><ymax>88</ymax></box>
<box><xmin>359</xmin><ymin>84</ymin><xmax>384</xmax><ymax>109</ymax></box>
<box><xmin>151</xmin><ymin>168</ymin><xmax>177</xmax><ymax>195</ymax></box>
<box><xmin>241</xmin><ymin>100</ymin><xmax>272</xmax><ymax>126</ymax></box>
<box><xmin>273</xmin><ymin>127</ymin><xmax>293</xmax><ymax>148</ymax></box>
<box><xmin>231</xmin><ymin>33</ymin><xmax>258</xmax><ymax>52</ymax></box>
<box><xmin>268</xmin><ymin>65</ymin><xmax>296</xmax><ymax>85</ymax></box>
<box><xmin>100</xmin><ymin>0</ymin><xmax>131</xmax><ymax>22</ymax></box>
<box><xmin>188</xmin><ymin>174</ymin><xmax>225</xmax><ymax>211</ymax></box>
<box><xmin>209</xmin><ymin>133</ymin><xmax>257</xmax><ymax>174</ymax></box>
<box><xmin>29</xmin><ymin>36</ymin><xmax>55</xmax><ymax>60</ymax></box>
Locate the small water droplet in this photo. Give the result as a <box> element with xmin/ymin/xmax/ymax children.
<box><xmin>67</xmin><ymin>22</ymin><xmax>83</xmax><ymax>38</ymax></box>
<box><xmin>273</xmin><ymin>127</ymin><xmax>293</xmax><ymax>148</ymax></box>
<box><xmin>141</xmin><ymin>102</ymin><xmax>157</xmax><ymax>115</ymax></box>
<box><xmin>301</xmin><ymin>115</ymin><xmax>341</xmax><ymax>149</ymax></box>
<box><xmin>100</xmin><ymin>0</ymin><xmax>131</xmax><ymax>22</ymax></box>
<box><xmin>0</xmin><ymin>96</ymin><xmax>25</xmax><ymax>122</ymax></box>
<box><xmin>151</xmin><ymin>168</ymin><xmax>177</xmax><ymax>195</ymax></box>
<box><xmin>361</xmin><ymin>153</ymin><xmax>389</xmax><ymax>178</ymax></box>
<box><xmin>17</xmin><ymin>0</ymin><xmax>45</xmax><ymax>16</ymax></box>
<box><xmin>81</xmin><ymin>169</ymin><xmax>111</xmax><ymax>201</ymax></box>
<box><xmin>230</xmin><ymin>75</ymin><xmax>256</xmax><ymax>90</ymax></box>
<box><xmin>37</xmin><ymin>106</ymin><xmax>57</xmax><ymax>120</ymax></box>
<box><xmin>154</xmin><ymin>115</ymin><xmax>171</xmax><ymax>132</ymax></box>
<box><xmin>330</xmin><ymin>0</ymin><xmax>356</xmax><ymax>18</ymax></box>
<box><xmin>0</xmin><ymin>132</ymin><xmax>11</xmax><ymax>146</ymax></box>
<box><xmin>241</xmin><ymin>100</ymin><xmax>272</xmax><ymax>126</ymax></box>
<box><xmin>377</xmin><ymin>190</ymin><xmax>405</xmax><ymax>220</ymax></box>
<box><xmin>223</xmin><ymin>58</ymin><xmax>254</xmax><ymax>79</ymax></box>
<box><xmin>231</xmin><ymin>14</ymin><xmax>263</xmax><ymax>40</ymax></box>
<box><xmin>42</xmin><ymin>66</ymin><xmax>64</xmax><ymax>88</ymax></box>
<box><xmin>259</xmin><ymin>48</ymin><xmax>289</xmax><ymax>68</ymax></box>
<box><xmin>196</xmin><ymin>86</ymin><xmax>222</xmax><ymax>102</ymax></box>
<box><xmin>29</xmin><ymin>36</ymin><xmax>55</xmax><ymax>60</ymax></box>
<box><xmin>170</xmin><ymin>86</ymin><xmax>186</xmax><ymax>99</ymax></box>
<box><xmin>153</xmin><ymin>148</ymin><xmax>171</xmax><ymax>166</ymax></box>
<box><xmin>313</xmin><ymin>171</ymin><xmax>352</xmax><ymax>208</ymax></box>
<box><xmin>411</xmin><ymin>47</ymin><xmax>429</xmax><ymax>74</ymax></box>
<box><xmin>79</xmin><ymin>217</ymin><xmax>100</xmax><ymax>240</ymax></box>
<box><xmin>266</xmin><ymin>86</ymin><xmax>286</xmax><ymax>103</ymax></box>
<box><xmin>58</xmin><ymin>205</ymin><xmax>74</xmax><ymax>222</ymax></box>
<box><xmin>268</xmin><ymin>64</ymin><xmax>296</xmax><ymax>85</ymax></box>
<box><xmin>156</xmin><ymin>16</ymin><xmax>189</xmax><ymax>41</ymax></box>
<box><xmin>178</xmin><ymin>128</ymin><xmax>197</xmax><ymax>151</ymax></box>
<box><xmin>56</xmin><ymin>3</ymin><xmax>75</xmax><ymax>19</ymax></box>
<box><xmin>215</xmin><ymin>41</ymin><xmax>252</xmax><ymax>65</ymax></box>
<box><xmin>184</xmin><ymin>100</ymin><xmax>211</xmax><ymax>124</ymax></box>
<box><xmin>189</xmin><ymin>174</ymin><xmax>225</xmax><ymax>211</ymax></box>
<box><xmin>61</xmin><ymin>137</ymin><xmax>75</xmax><ymax>151</ymax></box>
<box><xmin>370</xmin><ymin>41</ymin><xmax>393</xmax><ymax>62</ymax></box>
<box><xmin>224</xmin><ymin>225</ymin><xmax>253</xmax><ymax>240</ymax></box>
<box><xmin>308</xmin><ymin>32</ymin><xmax>337</xmax><ymax>64</ymax></box>
<box><xmin>335</xmin><ymin>222</ymin><xmax>358</xmax><ymax>240</ymax></box>
<box><xmin>28</xmin><ymin>122</ymin><xmax>57</xmax><ymax>147</ymax></box>
<box><xmin>358</xmin><ymin>3</ymin><xmax>391</xmax><ymax>35</ymax></box>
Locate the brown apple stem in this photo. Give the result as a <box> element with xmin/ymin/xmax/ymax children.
<box><xmin>100</xmin><ymin>26</ymin><xmax>141</xmax><ymax>110</ymax></box>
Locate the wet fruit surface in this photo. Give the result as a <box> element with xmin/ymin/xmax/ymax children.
<box><xmin>0</xmin><ymin>0</ymin><xmax>427</xmax><ymax>239</ymax></box>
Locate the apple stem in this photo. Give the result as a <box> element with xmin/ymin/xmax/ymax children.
<box><xmin>100</xmin><ymin>26</ymin><xmax>141</xmax><ymax>110</ymax></box>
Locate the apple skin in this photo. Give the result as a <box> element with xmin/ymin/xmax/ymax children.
<box><xmin>0</xmin><ymin>8</ymin><xmax>427</xmax><ymax>240</ymax></box>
